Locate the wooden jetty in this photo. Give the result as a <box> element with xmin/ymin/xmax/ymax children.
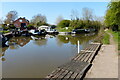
<box><xmin>45</xmin><ymin>42</ymin><xmax>102</xmax><ymax>80</ymax></box>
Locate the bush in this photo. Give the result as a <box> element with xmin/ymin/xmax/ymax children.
<box><xmin>9</xmin><ymin>24</ymin><xmax>16</xmax><ymax>29</ymax></box>
<box><xmin>57</xmin><ymin>27</ymin><xmax>74</xmax><ymax>32</ymax></box>
<box><xmin>57</xmin><ymin>20</ymin><xmax>70</xmax><ymax>28</ymax></box>
<box><xmin>2</xmin><ymin>24</ymin><xmax>9</xmax><ymax>30</ymax></box>
<box><xmin>27</xmin><ymin>24</ymin><xmax>35</xmax><ymax>30</ymax></box>
<box><xmin>0</xmin><ymin>30</ymin><xmax>10</xmax><ymax>33</ymax></box>
<box><xmin>102</xmin><ymin>32</ymin><xmax>110</xmax><ymax>44</ymax></box>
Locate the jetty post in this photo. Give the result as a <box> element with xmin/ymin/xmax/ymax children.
<box><xmin>78</xmin><ymin>40</ymin><xmax>80</xmax><ymax>54</ymax></box>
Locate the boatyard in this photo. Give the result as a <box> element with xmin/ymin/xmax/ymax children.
<box><xmin>0</xmin><ymin>1</ymin><xmax>119</xmax><ymax>79</ymax></box>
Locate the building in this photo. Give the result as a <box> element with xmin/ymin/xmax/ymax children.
<box><xmin>13</xmin><ymin>17</ymin><xmax>29</xmax><ymax>29</ymax></box>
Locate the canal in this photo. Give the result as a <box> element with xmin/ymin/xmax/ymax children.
<box><xmin>1</xmin><ymin>33</ymin><xmax>98</xmax><ymax>78</ymax></box>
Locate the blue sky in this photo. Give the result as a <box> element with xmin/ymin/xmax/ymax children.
<box><xmin>2</xmin><ymin>2</ymin><xmax>108</xmax><ymax>24</ymax></box>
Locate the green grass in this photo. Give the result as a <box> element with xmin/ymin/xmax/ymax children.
<box><xmin>56</xmin><ymin>27</ymin><xmax>74</xmax><ymax>32</ymax></box>
<box><xmin>102</xmin><ymin>32</ymin><xmax>110</xmax><ymax>44</ymax></box>
<box><xmin>0</xmin><ymin>30</ymin><xmax>10</xmax><ymax>34</ymax></box>
<box><xmin>108</xmin><ymin>30</ymin><xmax>119</xmax><ymax>50</ymax></box>
<box><xmin>108</xmin><ymin>30</ymin><xmax>118</xmax><ymax>43</ymax></box>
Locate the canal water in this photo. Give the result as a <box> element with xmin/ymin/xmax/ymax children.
<box><xmin>1</xmin><ymin>33</ymin><xmax>97</xmax><ymax>78</ymax></box>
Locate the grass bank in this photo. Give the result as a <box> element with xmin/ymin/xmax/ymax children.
<box><xmin>108</xmin><ymin>30</ymin><xmax>118</xmax><ymax>44</ymax></box>
<box><xmin>93</xmin><ymin>29</ymin><xmax>110</xmax><ymax>44</ymax></box>
<box><xmin>107</xmin><ymin>30</ymin><xmax>119</xmax><ymax>51</ymax></box>
<box><xmin>102</xmin><ymin>32</ymin><xmax>110</xmax><ymax>44</ymax></box>
<box><xmin>0</xmin><ymin>31</ymin><xmax>10</xmax><ymax>34</ymax></box>
<box><xmin>56</xmin><ymin>27</ymin><xmax>73</xmax><ymax>32</ymax></box>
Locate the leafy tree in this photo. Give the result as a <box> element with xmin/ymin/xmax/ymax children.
<box><xmin>69</xmin><ymin>20</ymin><xmax>82</xmax><ymax>29</ymax></box>
<box><xmin>27</xmin><ymin>24</ymin><xmax>35</xmax><ymax>30</ymax></box>
<box><xmin>57</xmin><ymin>20</ymin><xmax>70</xmax><ymax>28</ymax></box>
<box><xmin>105</xmin><ymin>1</ymin><xmax>120</xmax><ymax>31</ymax></box>
<box><xmin>55</xmin><ymin>15</ymin><xmax>64</xmax><ymax>25</ymax></box>
<box><xmin>51</xmin><ymin>25</ymin><xmax>57</xmax><ymax>29</ymax></box>
<box><xmin>2</xmin><ymin>24</ymin><xmax>9</xmax><ymax>30</ymax></box>
<box><xmin>9</xmin><ymin>24</ymin><xmax>16</xmax><ymax>29</ymax></box>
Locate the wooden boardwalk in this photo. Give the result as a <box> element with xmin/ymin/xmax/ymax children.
<box><xmin>45</xmin><ymin>42</ymin><xmax>102</xmax><ymax>80</ymax></box>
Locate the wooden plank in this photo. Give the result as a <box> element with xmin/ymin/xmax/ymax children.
<box><xmin>56</xmin><ymin>61</ymin><xmax>78</xmax><ymax>79</ymax></box>
<box><xmin>56</xmin><ymin>70</ymin><xmax>69</xmax><ymax>79</ymax></box>
<box><xmin>50</xmin><ymin>61</ymin><xmax>76</xmax><ymax>79</ymax></box>
<box><xmin>70</xmin><ymin>72</ymin><xmax>78</xmax><ymax>78</ymax></box>
<box><xmin>51</xmin><ymin>69</ymin><xmax>65</xmax><ymax>78</ymax></box>
<box><xmin>75</xmin><ymin>73</ymin><xmax>82</xmax><ymax>79</ymax></box>
<box><xmin>67</xmin><ymin>61</ymin><xmax>89</xmax><ymax>73</ymax></box>
<box><xmin>72</xmin><ymin>52</ymin><xmax>83</xmax><ymax>61</ymax></box>
<box><xmin>72</xmin><ymin>44</ymin><xmax>94</xmax><ymax>61</ymax></box>
<box><xmin>64</xmin><ymin>71</ymin><xmax>73</xmax><ymax>79</ymax></box>
<box><xmin>46</xmin><ymin>68</ymin><xmax>62</xmax><ymax>78</ymax></box>
<box><xmin>88</xmin><ymin>44</ymin><xmax>101</xmax><ymax>63</ymax></box>
<box><xmin>83</xmin><ymin>44</ymin><xmax>98</xmax><ymax>62</ymax></box>
<box><xmin>80</xmin><ymin>52</ymin><xmax>90</xmax><ymax>62</ymax></box>
<box><xmin>86</xmin><ymin>47</ymin><xmax>97</xmax><ymax>62</ymax></box>
<box><xmin>47</xmin><ymin>61</ymin><xmax>74</xmax><ymax>78</ymax></box>
<box><xmin>77</xmin><ymin>44</ymin><xmax>95</xmax><ymax>61</ymax></box>
<box><xmin>80</xmin><ymin>50</ymin><xmax>95</xmax><ymax>53</ymax></box>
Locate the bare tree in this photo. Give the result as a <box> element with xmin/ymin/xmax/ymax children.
<box><xmin>55</xmin><ymin>15</ymin><xmax>64</xmax><ymax>25</ymax></box>
<box><xmin>93</xmin><ymin>16</ymin><xmax>105</xmax><ymax>24</ymax></box>
<box><xmin>70</xmin><ymin>9</ymin><xmax>80</xmax><ymax>20</ymax></box>
<box><xmin>0</xmin><ymin>18</ymin><xmax>4</xmax><ymax>24</ymax></box>
<box><xmin>82</xmin><ymin>7</ymin><xmax>93</xmax><ymax>21</ymax></box>
<box><xmin>4</xmin><ymin>11</ymin><xmax>18</xmax><ymax>24</ymax></box>
<box><xmin>31</xmin><ymin>14</ymin><xmax>47</xmax><ymax>27</ymax></box>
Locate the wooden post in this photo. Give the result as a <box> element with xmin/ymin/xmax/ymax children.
<box><xmin>78</xmin><ymin>40</ymin><xmax>80</xmax><ymax>54</ymax></box>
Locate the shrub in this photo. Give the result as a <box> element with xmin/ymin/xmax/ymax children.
<box><xmin>57</xmin><ymin>20</ymin><xmax>70</xmax><ymax>28</ymax></box>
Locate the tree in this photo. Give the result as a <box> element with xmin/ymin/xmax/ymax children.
<box><xmin>51</xmin><ymin>25</ymin><xmax>57</xmax><ymax>29</ymax></box>
<box><xmin>82</xmin><ymin>7</ymin><xmax>93</xmax><ymax>21</ymax></box>
<box><xmin>4</xmin><ymin>11</ymin><xmax>18</xmax><ymax>24</ymax></box>
<box><xmin>55</xmin><ymin>15</ymin><xmax>64</xmax><ymax>25</ymax></box>
<box><xmin>69</xmin><ymin>20</ymin><xmax>82</xmax><ymax>29</ymax></box>
<box><xmin>0</xmin><ymin>18</ymin><xmax>4</xmax><ymax>28</ymax></box>
<box><xmin>57</xmin><ymin>20</ymin><xmax>70</xmax><ymax>28</ymax></box>
<box><xmin>31</xmin><ymin>14</ymin><xmax>47</xmax><ymax>27</ymax></box>
<box><xmin>70</xmin><ymin>9</ymin><xmax>80</xmax><ymax>20</ymax></box>
<box><xmin>0</xmin><ymin>18</ymin><xmax>4</xmax><ymax>24</ymax></box>
<box><xmin>105</xmin><ymin>1</ymin><xmax>120</xmax><ymax>31</ymax></box>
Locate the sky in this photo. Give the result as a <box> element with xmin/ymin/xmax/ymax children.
<box><xmin>1</xmin><ymin>2</ymin><xmax>109</xmax><ymax>24</ymax></box>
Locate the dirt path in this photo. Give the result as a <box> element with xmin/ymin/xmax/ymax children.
<box><xmin>85</xmin><ymin>31</ymin><xmax>118</xmax><ymax>78</ymax></box>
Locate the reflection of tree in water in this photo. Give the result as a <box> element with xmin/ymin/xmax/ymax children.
<box><xmin>31</xmin><ymin>35</ymin><xmax>47</xmax><ymax>46</ymax></box>
<box><xmin>56</xmin><ymin>35</ymin><xmax>69</xmax><ymax>46</ymax></box>
<box><xmin>1</xmin><ymin>36</ymin><xmax>31</xmax><ymax>61</ymax></box>
<box><xmin>9</xmin><ymin>45</ymin><xmax>19</xmax><ymax>49</ymax></box>
<box><xmin>34</xmin><ymin>38</ymin><xmax>47</xmax><ymax>46</ymax></box>
<box><xmin>0</xmin><ymin>47</ymin><xmax>9</xmax><ymax>61</ymax></box>
<box><xmin>8</xmin><ymin>36</ymin><xmax>31</xmax><ymax>49</ymax></box>
<box><xmin>56</xmin><ymin>33</ymin><xmax>98</xmax><ymax>46</ymax></box>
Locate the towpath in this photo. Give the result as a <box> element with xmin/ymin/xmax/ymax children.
<box><xmin>85</xmin><ymin>31</ymin><xmax>118</xmax><ymax>78</ymax></box>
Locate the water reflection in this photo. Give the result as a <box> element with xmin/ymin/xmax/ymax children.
<box><xmin>2</xmin><ymin>33</ymin><xmax>98</xmax><ymax>78</ymax></box>
<box><xmin>8</xmin><ymin>36</ymin><xmax>31</xmax><ymax>48</ymax></box>
<box><xmin>1</xmin><ymin>32</ymin><xmax>98</xmax><ymax>62</ymax></box>
<box><xmin>57</xmin><ymin>32</ymin><xmax>98</xmax><ymax>46</ymax></box>
<box><xmin>31</xmin><ymin>35</ymin><xmax>48</xmax><ymax>46</ymax></box>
